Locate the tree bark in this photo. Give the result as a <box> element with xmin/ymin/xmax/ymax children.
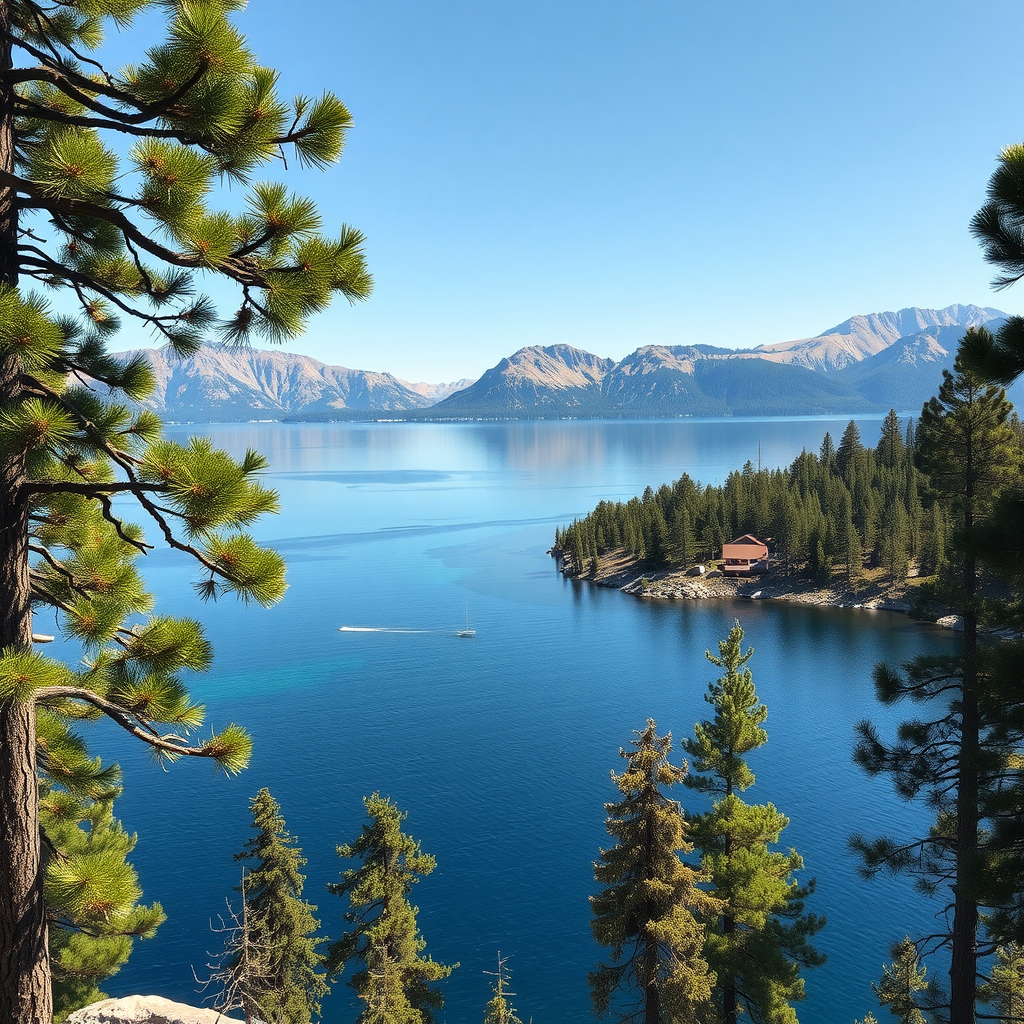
<box><xmin>949</xmin><ymin>441</ymin><xmax>979</xmax><ymax>1024</ymax></box>
<box><xmin>0</xmin><ymin>6</ymin><xmax>51</xmax><ymax>1019</ymax></box>
<box><xmin>724</xmin><ymin>764</ymin><xmax>737</xmax><ymax>1024</ymax></box>
<box><xmin>0</xmin><ymin>363</ymin><xmax>49</xmax><ymax>1024</ymax></box>
<box><xmin>722</xmin><ymin>922</ymin><xmax>737</xmax><ymax>1024</ymax></box>
<box><xmin>643</xmin><ymin>971</ymin><xmax>660</xmax><ymax>1024</ymax></box>
<box><xmin>950</xmin><ymin>584</ymin><xmax>979</xmax><ymax>1024</ymax></box>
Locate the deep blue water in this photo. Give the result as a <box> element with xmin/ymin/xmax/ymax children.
<box><xmin>53</xmin><ymin>417</ymin><xmax>959</xmax><ymax>1023</ymax></box>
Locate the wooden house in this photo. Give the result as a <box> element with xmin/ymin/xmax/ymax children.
<box><xmin>722</xmin><ymin>534</ymin><xmax>769</xmax><ymax>575</ymax></box>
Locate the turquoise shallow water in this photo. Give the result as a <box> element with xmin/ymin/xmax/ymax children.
<box><xmin>60</xmin><ymin>417</ymin><xmax>958</xmax><ymax>1023</ymax></box>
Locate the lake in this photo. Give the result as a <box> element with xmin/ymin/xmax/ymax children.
<box><xmin>63</xmin><ymin>416</ymin><xmax>958</xmax><ymax>1023</ymax></box>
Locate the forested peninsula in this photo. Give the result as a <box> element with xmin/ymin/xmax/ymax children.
<box><xmin>553</xmin><ymin>381</ymin><xmax>1023</xmax><ymax>621</ymax></box>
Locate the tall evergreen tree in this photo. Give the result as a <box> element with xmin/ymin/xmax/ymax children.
<box><xmin>589</xmin><ymin>719</ymin><xmax>720</xmax><ymax>1024</ymax></box>
<box><xmin>819</xmin><ymin>432</ymin><xmax>836</xmax><ymax>473</ymax></box>
<box><xmin>837</xmin><ymin>420</ymin><xmax>865</xmax><ymax>481</ymax></box>
<box><xmin>919</xmin><ymin>504</ymin><xmax>947</xmax><ymax>579</ymax></box>
<box><xmin>842</xmin><ymin>502</ymin><xmax>862</xmax><ymax>586</ymax></box>
<box><xmin>684</xmin><ymin>623</ymin><xmax>825</xmax><ymax>1024</ymax></box>
<box><xmin>872</xmin><ymin>938</ymin><xmax>926</xmax><ymax>1024</ymax></box>
<box><xmin>878</xmin><ymin>501</ymin><xmax>909</xmax><ymax>589</ymax></box>
<box><xmin>229</xmin><ymin>788</ymin><xmax>328</xmax><ymax>1024</ymax></box>
<box><xmin>853</xmin><ymin>336</ymin><xmax>1022</xmax><ymax>1024</ymax></box>
<box><xmin>0</xmin><ymin>1</ymin><xmax>371</xmax><ymax>1019</ymax></box>
<box><xmin>877</xmin><ymin>411</ymin><xmax>906</xmax><ymax>471</ymax></box>
<box><xmin>327</xmin><ymin>794</ymin><xmax>455</xmax><ymax>1024</ymax></box>
<box><xmin>683</xmin><ymin>623</ymin><xmax>763</xmax><ymax>800</ymax></box>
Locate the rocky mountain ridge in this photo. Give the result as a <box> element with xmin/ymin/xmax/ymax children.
<box><xmin>114</xmin><ymin>346</ymin><xmax>470</xmax><ymax>420</ymax></box>
<box><xmin>428</xmin><ymin>304</ymin><xmax>1010</xmax><ymax>418</ymax></box>
<box><xmin>114</xmin><ymin>304</ymin><xmax>1012</xmax><ymax>420</ymax></box>
<box><xmin>751</xmin><ymin>303</ymin><xmax>1003</xmax><ymax>372</ymax></box>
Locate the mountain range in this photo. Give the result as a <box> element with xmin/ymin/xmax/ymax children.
<box><xmin>115</xmin><ymin>346</ymin><xmax>473</xmax><ymax>420</ymax></box>
<box><xmin>116</xmin><ymin>304</ymin><xmax>1016</xmax><ymax>421</ymax></box>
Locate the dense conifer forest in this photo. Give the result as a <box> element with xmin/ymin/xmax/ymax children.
<box><xmin>553</xmin><ymin>408</ymin><xmax>1024</xmax><ymax>598</ymax></box>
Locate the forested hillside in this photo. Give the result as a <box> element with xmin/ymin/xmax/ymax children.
<box><xmin>554</xmin><ymin>409</ymin><xmax>1024</xmax><ymax>592</ymax></box>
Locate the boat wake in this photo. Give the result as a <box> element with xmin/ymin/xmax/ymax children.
<box><xmin>339</xmin><ymin>626</ymin><xmax>438</xmax><ymax>633</ymax></box>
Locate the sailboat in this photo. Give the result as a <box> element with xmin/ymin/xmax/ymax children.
<box><xmin>456</xmin><ymin>602</ymin><xmax>476</xmax><ymax>638</ymax></box>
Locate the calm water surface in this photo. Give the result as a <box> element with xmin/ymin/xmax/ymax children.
<box><xmin>61</xmin><ymin>417</ymin><xmax>958</xmax><ymax>1023</ymax></box>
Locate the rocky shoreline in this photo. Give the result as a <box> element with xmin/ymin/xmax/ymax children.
<box><xmin>555</xmin><ymin>551</ymin><xmax>966</xmax><ymax>630</ymax></box>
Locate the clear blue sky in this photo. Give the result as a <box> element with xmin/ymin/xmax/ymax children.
<box><xmin>121</xmin><ymin>2</ymin><xmax>1024</xmax><ymax>381</ymax></box>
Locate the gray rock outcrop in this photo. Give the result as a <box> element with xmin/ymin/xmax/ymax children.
<box><xmin>65</xmin><ymin>994</ymin><xmax>242</xmax><ymax>1024</ymax></box>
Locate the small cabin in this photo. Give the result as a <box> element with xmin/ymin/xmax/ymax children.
<box><xmin>722</xmin><ymin>534</ymin><xmax>769</xmax><ymax>575</ymax></box>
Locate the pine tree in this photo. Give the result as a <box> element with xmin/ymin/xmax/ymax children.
<box><xmin>837</xmin><ymin>420</ymin><xmax>865</xmax><ymax>481</ymax></box>
<box><xmin>482</xmin><ymin>952</ymin><xmax>524</xmax><ymax>1024</ymax></box>
<box><xmin>878</xmin><ymin>500</ymin><xmax>909</xmax><ymax>589</ymax></box>
<box><xmin>227</xmin><ymin>788</ymin><xmax>328</xmax><ymax>1024</ymax></box>
<box><xmin>811</xmin><ymin>534</ymin><xmax>831</xmax><ymax>587</ymax></box>
<box><xmin>843</xmin><ymin>506</ymin><xmax>862</xmax><ymax>586</ymax></box>
<box><xmin>0</xmin><ymin>2</ymin><xmax>371</xmax><ymax>1016</ymax></box>
<box><xmin>772</xmin><ymin>489</ymin><xmax>798</xmax><ymax>574</ymax></box>
<box><xmin>872</xmin><ymin>937</ymin><xmax>926</xmax><ymax>1024</ymax></box>
<box><xmin>919</xmin><ymin>504</ymin><xmax>947</xmax><ymax>579</ymax></box>
<box><xmin>853</xmin><ymin>335</ymin><xmax>1022</xmax><ymax>1024</ymax></box>
<box><xmin>589</xmin><ymin>719</ymin><xmax>721</xmax><ymax>1024</ymax></box>
<box><xmin>669</xmin><ymin>505</ymin><xmax>697</xmax><ymax>567</ymax></box>
<box><xmin>0</xmin><ymin>2</ymin><xmax>372</xmax><ymax>1015</ymax></box>
<box><xmin>978</xmin><ymin>942</ymin><xmax>1024</xmax><ymax>1022</ymax></box>
<box><xmin>327</xmin><ymin>794</ymin><xmax>456</xmax><ymax>1024</ymax></box>
<box><xmin>819</xmin><ymin>432</ymin><xmax>836</xmax><ymax>473</ymax></box>
<box><xmin>683</xmin><ymin>623</ymin><xmax>825</xmax><ymax>1024</ymax></box>
<box><xmin>877</xmin><ymin>411</ymin><xmax>905</xmax><ymax>471</ymax></box>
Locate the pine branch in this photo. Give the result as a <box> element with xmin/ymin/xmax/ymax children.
<box><xmin>14</xmin><ymin>6</ymin><xmax>117</xmax><ymax>81</ymax></box>
<box><xmin>33</xmin><ymin>685</ymin><xmax>204</xmax><ymax>758</ymax></box>
<box><xmin>7</xmin><ymin>173</ymin><xmax>235</xmax><ymax>275</ymax></box>
<box><xmin>19</xmin><ymin>251</ymin><xmax>193</xmax><ymax>335</ymax></box>
<box><xmin>28</xmin><ymin>543</ymin><xmax>90</xmax><ymax>596</ymax></box>
<box><xmin>28</xmin><ymin>481</ymin><xmax>162</xmax><ymax>496</ymax></box>
<box><xmin>7</xmin><ymin>56</ymin><xmax>212</xmax><ymax>125</ymax></box>
<box><xmin>21</xmin><ymin>384</ymin><xmax>240</xmax><ymax>576</ymax></box>
<box><xmin>16</xmin><ymin>97</ymin><xmax>200</xmax><ymax>141</ymax></box>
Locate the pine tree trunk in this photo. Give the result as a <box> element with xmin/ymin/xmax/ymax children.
<box><xmin>723</xmin><ymin>776</ymin><xmax>736</xmax><ymax>1024</ymax></box>
<box><xmin>642</xmin><ymin>798</ymin><xmax>661</xmax><ymax>1024</ymax></box>
<box><xmin>950</xmin><ymin>602</ymin><xmax>979</xmax><ymax>1024</ymax></box>
<box><xmin>643</xmin><ymin>981</ymin><xmax>660</xmax><ymax>1024</ymax></box>
<box><xmin>949</xmin><ymin>466</ymin><xmax>979</xmax><ymax>1024</ymax></box>
<box><xmin>643</xmin><ymin>943</ymin><xmax>660</xmax><ymax>1024</ymax></box>
<box><xmin>0</xmin><ymin>698</ymin><xmax>48</xmax><ymax>1024</ymax></box>
<box><xmin>0</xmin><ymin>9</ymin><xmax>50</xmax><ymax>1018</ymax></box>
<box><xmin>722</xmin><ymin>918</ymin><xmax>737</xmax><ymax>1024</ymax></box>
